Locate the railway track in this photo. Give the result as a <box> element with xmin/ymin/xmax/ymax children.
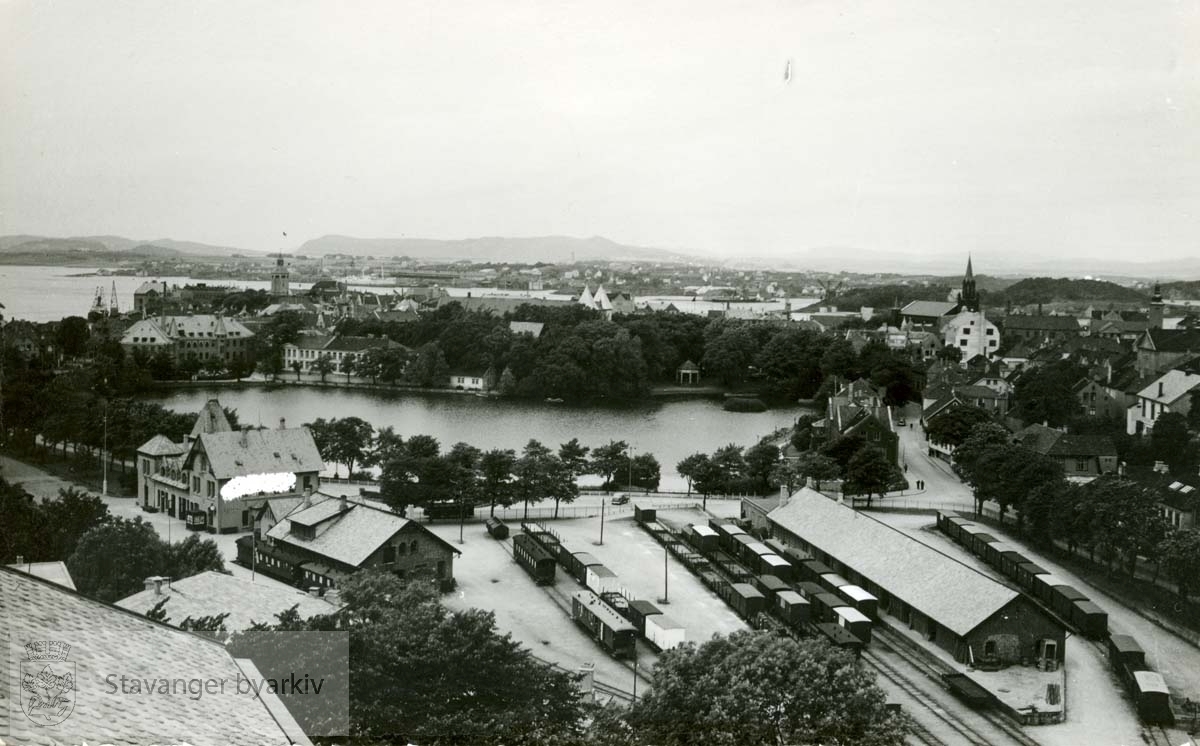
<box><xmin>862</xmin><ymin>648</ymin><xmax>994</xmax><ymax>746</ymax></box>
<box><xmin>498</xmin><ymin>535</ymin><xmax>656</xmax><ymax>690</ymax></box>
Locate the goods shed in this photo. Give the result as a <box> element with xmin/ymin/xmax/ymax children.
<box><xmin>766</xmin><ymin>489</ymin><xmax>1066</xmax><ymax>668</ymax></box>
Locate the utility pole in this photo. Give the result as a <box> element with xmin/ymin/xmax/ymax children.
<box><xmin>627</xmin><ymin>446</ymin><xmax>635</xmax><ymax>490</ymax></box>
<box><xmin>632</xmin><ymin>652</ymin><xmax>638</xmax><ymax>701</ymax></box>
<box><xmin>658</xmin><ymin>545</ymin><xmax>669</xmax><ymax>605</ymax></box>
<box><xmin>597</xmin><ymin>501</ymin><xmax>605</xmax><ymax>545</ymax></box>
<box><xmin>101</xmin><ymin>394</ymin><xmax>108</xmax><ymax>497</ymax></box>
<box><xmin>458</xmin><ymin>489</ymin><xmax>466</xmax><ymax>545</ymax></box>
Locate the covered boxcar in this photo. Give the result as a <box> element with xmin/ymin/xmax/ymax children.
<box><xmin>815</xmin><ymin>622</ymin><xmax>862</xmax><ymax>656</ymax></box>
<box><xmin>764</xmin><ymin>538</ymin><xmax>793</xmax><ymax>559</ymax></box>
<box><xmin>571</xmin><ymin>590</ymin><xmax>637</xmax><ymax>658</ymax></box>
<box><xmin>728</xmin><ymin>582</ymin><xmax>766</xmax><ymax>619</ymax></box>
<box><xmin>810</xmin><ymin>591</ymin><xmax>848</xmax><ymax>622</ymax></box>
<box><xmin>633</xmin><ymin>504</ymin><xmax>656</xmax><ymax>523</ymax></box>
<box><xmin>946</xmin><ymin>514</ymin><xmax>975</xmax><ymax>543</ymax></box>
<box><xmin>1049</xmin><ymin>584</ymin><xmax>1088</xmax><ymax>619</ymax></box>
<box><xmin>760</xmin><ymin>553</ymin><xmax>793</xmax><ymax>581</ymax></box>
<box><xmin>1016</xmin><ymin>561</ymin><xmax>1049</xmax><ymax>590</ymax></box>
<box><xmin>798</xmin><ymin>559</ymin><xmax>834</xmax><ymax>583</ymax></box>
<box><xmin>1033</xmin><ymin>573</ymin><xmax>1068</xmax><ymax>605</ymax></box>
<box><xmin>712</xmin><ymin>520</ymin><xmax>748</xmax><ymax>551</ymax></box>
<box><xmin>774</xmin><ymin>589</ymin><xmax>810</xmax><ymax>626</ymax></box>
<box><xmin>689</xmin><ymin>524</ymin><xmax>720</xmax><ymax>554</ymax></box>
<box><xmin>837</xmin><ymin>584</ymin><xmax>878</xmax><ymax>620</ymax></box>
<box><xmin>562</xmin><ymin>550</ymin><xmax>601</xmax><ymax>584</ymax></box>
<box><xmin>485</xmin><ymin>517</ymin><xmax>509</xmax><ymax>540</ymax></box>
<box><xmin>834</xmin><ymin>605</ymin><xmax>873</xmax><ymax>643</ymax></box>
<box><xmin>818</xmin><ymin>572</ymin><xmax>851</xmax><ymax>594</ymax></box>
<box><xmin>1109</xmin><ymin>634</ymin><xmax>1146</xmax><ymax>672</ymax></box>
<box><xmin>983</xmin><ymin>541</ymin><xmax>1015</xmax><ymax>569</ymax></box>
<box><xmin>513</xmin><ymin>533</ymin><xmax>556</xmax><ymax>585</ymax></box>
<box><xmin>754</xmin><ymin>574</ymin><xmax>790</xmax><ymax>603</ymax></box>
<box><xmin>586</xmin><ymin>564</ymin><xmax>620</xmax><ymax>595</ymax></box>
<box><xmin>998</xmin><ymin>548</ymin><xmax>1029</xmax><ymax>579</ymax></box>
<box><xmin>795</xmin><ymin>580</ymin><xmax>825</xmax><ymax>600</ymax></box>
<box><xmin>645</xmin><ymin>614</ymin><xmax>686</xmax><ymax>651</ymax></box>
<box><xmin>625</xmin><ymin>599</ymin><xmax>662</xmax><ymax>635</ymax></box>
<box><xmin>1070</xmin><ymin>599</ymin><xmax>1108</xmax><ymax>639</ymax></box>
<box><xmin>1131</xmin><ymin>671</ymin><xmax>1174</xmax><ymax>725</ymax></box>
<box><xmin>742</xmin><ymin>541</ymin><xmax>774</xmax><ymax>570</ymax></box>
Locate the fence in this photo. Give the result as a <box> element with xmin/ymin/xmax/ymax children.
<box><xmin>415</xmin><ymin>499</ymin><xmax>703</xmax><ymax>524</ymax></box>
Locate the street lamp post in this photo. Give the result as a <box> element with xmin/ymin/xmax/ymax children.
<box><xmin>627</xmin><ymin>446</ymin><xmax>635</xmax><ymax>490</ymax></box>
<box><xmin>657</xmin><ymin>545</ymin><xmax>669</xmax><ymax>605</ymax></box>
<box><xmin>101</xmin><ymin>396</ymin><xmax>108</xmax><ymax>497</ymax></box>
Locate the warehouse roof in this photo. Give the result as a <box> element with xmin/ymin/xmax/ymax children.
<box><xmin>769</xmin><ymin>489</ymin><xmax>1020</xmax><ymax>636</ymax></box>
<box><xmin>193</xmin><ymin>427</ymin><xmax>323</xmax><ymax>480</ymax></box>
<box><xmin>901</xmin><ymin>300</ymin><xmax>959</xmax><ymax>318</ymax></box>
<box><xmin>0</xmin><ymin>566</ymin><xmax>309</xmax><ymax>746</ymax></box>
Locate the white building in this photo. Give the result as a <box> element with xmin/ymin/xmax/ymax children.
<box><xmin>1126</xmin><ymin>369</ymin><xmax>1200</xmax><ymax>435</ymax></box>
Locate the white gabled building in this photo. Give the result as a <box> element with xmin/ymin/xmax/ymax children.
<box><xmin>1126</xmin><ymin>368</ymin><xmax>1200</xmax><ymax>435</ymax></box>
<box><xmin>120</xmin><ymin>314</ymin><xmax>254</xmax><ymax>365</ymax></box>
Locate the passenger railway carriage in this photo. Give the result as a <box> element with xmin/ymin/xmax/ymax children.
<box><xmin>513</xmin><ymin>533</ymin><xmax>556</xmax><ymax>585</ymax></box>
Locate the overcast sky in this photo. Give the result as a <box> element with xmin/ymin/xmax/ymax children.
<box><xmin>2</xmin><ymin>0</ymin><xmax>1197</xmax><ymax>262</ymax></box>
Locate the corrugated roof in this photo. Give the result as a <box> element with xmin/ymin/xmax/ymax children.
<box><xmin>194</xmin><ymin>427</ymin><xmax>323</xmax><ymax>480</ymax></box>
<box><xmin>0</xmin><ymin>567</ymin><xmax>308</xmax><ymax>746</ymax></box>
<box><xmin>769</xmin><ymin>489</ymin><xmax>1020</xmax><ymax>636</ymax></box>
<box><xmin>901</xmin><ymin>300</ymin><xmax>958</xmax><ymax>318</ymax></box>
<box><xmin>116</xmin><ymin>571</ymin><xmax>337</xmax><ymax>633</ymax></box>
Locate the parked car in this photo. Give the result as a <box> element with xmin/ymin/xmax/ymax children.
<box><xmin>611</xmin><ymin>495</ymin><xmax>630</xmax><ymax>505</ymax></box>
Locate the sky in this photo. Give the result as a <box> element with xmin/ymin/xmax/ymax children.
<box><xmin>1</xmin><ymin>0</ymin><xmax>1198</xmax><ymax>263</ymax></box>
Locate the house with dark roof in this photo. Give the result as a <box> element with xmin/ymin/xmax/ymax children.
<box><xmin>252</xmin><ymin>494</ymin><xmax>461</xmax><ymax>591</ymax></box>
<box><xmin>1074</xmin><ymin>378</ymin><xmax>1121</xmax><ymax>420</ymax></box>
<box><xmin>1015</xmin><ymin>424</ymin><xmax>1117</xmax><ymax>478</ymax></box>
<box><xmin>0</xmin><ymin>566</ymin><xmax>312</xmax><ymax>746</ymax></box>
<box><xmin>120</xmin><ymin>313</ymin><xmax>255</xmax><ymax>366</ymax></box>
<box><xmin>766</xmin><ymin>489</ymin><xmax>1066</xmax><ymax>667</ymax></box>
<box><xmin>282</xmin><ymin>334</ymin><xmax>406</xmax><ymax>373</ymax></box>
<box><xmin>900</xmin><ymin>300</ymin><xmax>960</xmax><ymax>327</ymax></box>
<box><xmin>1135</xmin><ymin>328</ymin><xmax>1200</xmax><ymax>377</ymax></box>
<box><xmin>1002</xmin><ymin>314</ymin><xmax>1083</xmax><ymax>346</ymax></box>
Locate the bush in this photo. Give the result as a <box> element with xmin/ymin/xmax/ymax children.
<box><xmin>723</xmin><ymin>397</ymin><xmax>767</xmax><ymax>413</ymax></box>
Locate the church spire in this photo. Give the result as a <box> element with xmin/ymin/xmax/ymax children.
<box><xmin>960</xmin><ymin>255</ymin><xmax>979</xmax><ymax>312</ymax></box>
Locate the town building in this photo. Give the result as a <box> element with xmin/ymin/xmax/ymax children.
<box><xmin>247</xmin><ymin>493</ymin><xmax>461</xmax><ymax>591</ymax></box>
<box><xmin>766</xmin><ymin>489</ymin><xmax>1066</xmax><ymax>667</ymax></box>
<box><xmin>1015</xmin><ymin>424</ymin><xmax>1118</xmax><ymax>479</ymax></box>
<box><xmin>1126</xmin><ymin>368</ymin><xmax>1200</xmax><ymax>435</ymax></box>
<box><xmin>270</xmin><ymin>254</ymin><xmax>291</xmax><ymax>297</ymax></box>
<box><xmin>120</xmin><ymin>314</ymin><xmax>255</xmax><ymax>366</ymax></box>
<box><xmin>282</xmin><ymin>333</ymin><xmax>406</xmax><ymax>372</ymax></box>
<box><xmin>136</xmin><ymin>399</ymin><xmax>323</xmax><ymax>533</ymax></box>
<box><xmin>1002</xmin><ymin>315</ymin><xmax>1083</xmax><ymax>347</ymax></box>
<box><xmin>1157</xmin><ymin>480</ymin><xmax>1198</xmax><ymax>531</ymax></box>
<box><xmin>941</xmin><ymin>258</ymin><xmax>1000</xmax><ymax>362</ymax></box>
<box><xmin>4</xmin><ymin>559</ymin><xmax>76</xmax><ymax>590</ymax></box>
<box><xmin>1134</xmin><ymin>328</ymin><xmax>1200</xmax><ymax>377</ymax></box>
<box><xmin>449</xmin><ymin>370</ymin><xmax>488</xmax><ymax>390</ymax></box>
<box><xmin>0</xmin><ymin>566</ymin><xmax>311</xmax><ymax>746</ymax></box>
<box><xmin>823</xmin><ymin>379</ymin><xmax>899</xmax><ymax>464</ymax></box>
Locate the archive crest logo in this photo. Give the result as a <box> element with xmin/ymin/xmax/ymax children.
<box><xmin>20</xmin><ymin>640</ymin><xmax>76</xmax><ymax>726</ymax></box>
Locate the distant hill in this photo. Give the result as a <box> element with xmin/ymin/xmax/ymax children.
<box><xmin>1161</xmin><ymin>281</ymin><xmax>1200</xmax><ymax>300</ymax></box>
<box><xmin>989</xmin><ymin>277</ymin><xmax>1146</xmax><ymax>305</ymax></box>
<box><xmin>297</xmin><ymin>234</ymin><xmax>697</xmax><ymax>264</ymax></box>
<box><xmin>0</xmin><ymin>234</ymin><xmax>259</xmax><ymax>261</ymax></box>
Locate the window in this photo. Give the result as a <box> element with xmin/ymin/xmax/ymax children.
<box><xmin>206</xmin><ymin>482</ymin><xmax>215</xmax><ymax>497</ymax></box>
<box><xmin>410</xmin><ymin>540</ymin><xmax>419</xmax><ymax>554</ymax></box>
<box><xmin>962</xmin><ymin>328</ymin><xmax>971</xmax><ymax>335</ymax></box>
<box><xmin>398</xmin><ymin>543</ymin><xmax>407</xmax><ymax>556</ymax></box>
<box><xmin>193</xmin><ymin>476</ymin><xmax>200</xmax><ymax>492</ymax></box>
<box><xmin>383</xmin><ymin>546</ymin><xmax>396</xmax><ymax>563</ymax></box>
<box><xmin>986</xmin><ymin>328</ymin><xmax>994</xmax><ymax>335</ymax></box>
<box><xmin>1075</xmin><ymin>459</ymin><xmax>1088</xmax><ymax>472</ymax></box>
<box><xmin>960</xmin><ymin>340</ymin><xmax>968</xmax><ymax>347</ymax></box>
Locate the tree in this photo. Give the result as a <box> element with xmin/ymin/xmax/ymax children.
<box><xmin>165</xmin><ymin>533</ymin><xmax>226</xmax><ymax>578</ymax></box>
<box><xmin>795</xmin><ymin>452</ymin><xmax>841</xmax><ymax>491</ymax></box>
<box><xmin>306</xmin><ymin>418</ymin><xmax>336</xmax><ymax>470</ymax></box>
<box><xmin>768</xmin><ymin>460</ymin><xmax>804</xmax><ymax>494</ymax></box>
<box><xmin>1013</xmin><ymin>360</ymin><xmax>1086</xmax><ymax>427</ymax></box>
<box><xmin>1189</xmin><ymin>390</ymin><xmax>1200</xmax><ymax>433</ymax></box>
<box><xmin>845</xmin><ymin>448</ymin><xmax>898</xmax><ymax>507</ymax></box>
<box><xmin>1159</xmin><ymin>529</ymin><xmax>1200</xmax><ymax>599</ymax></box>
<box><xmin>789</xmin><ymin>415</ymin><xmax>818</xmax><ymax>452</ymax></box>
<box><xmin>268</xmin><ymin>569</ymin><xmax>587</xmax><ymax>744</ymax></box>
<box><xmin>631</xmin><ymin>453</ymin><xmax>661</xmax><ymax>491</ymax></box>
<box><xmin>39</xmin><ymin>487</ymin><xmax>110</xmax><ymax>561</ymax></box>
<box><xmin>406</xmin><ymin>342</ymin><xmax>450</xmax><ymax>388</ymax></box>
<box><xmin>313</xmin><ymin>353</ymin><xmax>335</xmax><ymax>383</ymax></box>
<box><xmin>480</xmin><ymin>448</ymin><xmax>517</xmax><ymax>516</ymax></box>
<box><xmin>340</xmin><ymin>354</ymin><xmax>356</xmax><ymax>383</ymax></box>
<box><xmin>743</xmin><ymin>443</ymin><xmax>781</xmax><ymax>494</ymax></box>
<box><xmin>676</xmin><ymin>453</ymin><xmax>709</xmax><ymax>497</ymax></box>
<box><xmin>625</xmin><ymin>629</ymin><xmax>911</xmax><ymax>746</ymax></box>
<box><xmin>329</xmin><ymin>417</ymin><xmax>375</xmax><ymax>477</ymax></box>
<box><xmin>710</xmin><ymin>444</ymin><xmax>748</xmax><ymax>494</ymax></box>
<box><xmin>514</xmin><ymin>440</ymin><xmax>554</xmax><ymax>518</ymax></box>
<box><xmin>700</xmin><ymin>325</ymin><xmax>757</xmax><ymax>385</ymax></box>
<box><xmin>952</xmin><ymin>422</ymin><xmax>1011</xmax><ymax>483</ymax></box>
<box><xmin>55</xmin><ymin>316</ymin><xmax>91</xmax><ymax>358</ymax></box>
<box><xmin>68</xmin><ymin>517</ymin><xmax>166</xmax><ymax>602</ymax></box>
<box><xmin>590</xmin><ymin>440</ymin><xmax>630</xmax><ymax>488</ymax></box>
<box><xmin>821</xmin><ymin>433</ymin><xmax>867</xmax><ymax>471</ymax></box>
<box><xmin>497</xmin><ymin>365</ymin><xmax>518</xmax><ymax>396</ymax></box>
<box><xmin>557</xmin><ymin>438</ymin><xmax>591</xmax><ymax>481</ymax></box>
<box><xmin>1149</xmin><ymin>412</ymin><xmax>1196</xmax><ymax>475</ymax></box>
<box><xmin>290</xmin><ymin>360</ymin><xmax>303</xmax><ymax>381</ymax></box>
<box><xmin>925</xmin><ymin>405</ymin><xmax>992</xmax><ymax>450</ymax></box>
<box><xmin>146</xmin><ymin>597</ymin><xmax>231</xmax><ymax>634</ymax></box>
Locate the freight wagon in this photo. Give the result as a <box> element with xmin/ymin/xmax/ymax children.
<box><xmin>1049</xmin><ymin>584</ymin><xmax>1088</xmax><ymax>620</ymax></box>
<box><xmin>711</xmin><ymin>520</ymin><xmax>748</xmax><ymax>552</ymax></box>
<box><xmin>774</xmin><ymin>590</ymin><xmax>811</xmax><ymax>626</ymax></box>
<box><xmin>810</xmin><ymin>592</ymin><xmax>848</xmax><ymax>623</ymax></box>
<box><xmin>997</xmin><ymin>547</ymin><xmax>1030</xmax><ymax>578</ymax></box>
<box><xmin>688</xmin><ymin>524</ymin><xmax>720</xmax><ymax>553</ymax></box>
<box><xmin>797</xmin><ymin>559</ymin><xmax>834</xmax><ymax>583</ymax></box>
<box><xmin>586</xmin><ymin>564</ymin><xmax>621</xmax><ymax>596</ymax></box>
<box><xmin>645</xmin><ymin>614</ymin><xmax>686</xmax><ymax>652</ymax></box>
<box><xmin>754</xmin><ymin>574</ymin><xmax>790</xmax><ymax>604</ymax></box>
<box><xmin>836</xmin><ymin>584</ymin><xmax>878</xmax><ymax>620</ymax></box>
<box><xmin>571</xmin><ymin>590</ymin><xmax>637</xmax><ymax>659</ymax></box>
<box><xmin>1130</xmin><ymin>671</ymin><xmax>1173</xmax><ymax>725</ymax></box>
<box><xmin>1016</xmin><ymin>561</ymin><xmax>1048</xmax><ymax>590</ymax></box>
<box><xmin>633</xmin><ymin>504</ymin><xmax>656</xmax><ymax>523</ymax></box>
<box><xmin>817</xmin><ymin>572</ymin><xmax>851</xmax><ymax>595</ymax></box>
<box><xmin>1070</xmin><ymin>599</ymin><xmax>1108</xmax><ymax>639</ymax></box>
<box><xmin>794</xmin><ymin>581</ymin><xmax>825</xmax><ymax>600</ymax></box>
<box><xmin>513</xmin><ymin>533</ymin><xmax>556</xmax><ymax>585</ymax></box>
<box><xmin>815</xmin><ymin>622</ymin><xmax>863</xmax><ymax>656</ymax></box>
<box><xmin>834</xmin><ymin>605</ymin><xmax>873</xmax><ymax>643</ymax></box>
<box><xmin>741</xmin><ymin>541</ymin><xmax>774</xmax><ymax>571</ymax></box>
<box><xmin>485</xmin><ymin>517</ymin><xmax>509</xmax><ymax>540</ymax></box>
<box><xmin>1108</xmin><ymin>635</ymin><xmax>1146</xmax><ymax>672</ymax></box>
<box><xmin>561</xmin><ymin>550</ymin><xmax>601</xmax><ymax>584</ymax></box>
<box><xmin>726</xmin><ymin>582</ymin><xmax>766</xmax><ymax>619</ymax></box>
<box><xmin>759</xmin><ymin>553</ymin><xmax>793</xmax><ymax>581</ymax></box>
<box><xmin>624</xmin><ymin>599</ymin><xmax>662</xmax><ymax>636</ymax></box>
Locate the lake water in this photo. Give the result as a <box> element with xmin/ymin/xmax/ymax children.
<box><xmin>146</xmin><ymin>386</ymin><xmax>807</xmax><ymax>491</ymax></box>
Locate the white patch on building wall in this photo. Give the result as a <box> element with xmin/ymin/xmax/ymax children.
<box><xmin>221</xmin><ymin>472</ymin><xmax>297</xmax><ymax>500</ymax></box>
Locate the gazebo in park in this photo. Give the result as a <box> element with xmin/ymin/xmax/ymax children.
<box><xmin>676</xmin><ymin>360</ymin><xmax>701</xmax><ymax>385</ymax></box>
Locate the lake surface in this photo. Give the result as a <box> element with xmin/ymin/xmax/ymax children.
<box><xmin>146</xmin><ymin>386</ymin><xmax>808</xmax><ymax>491</ymax></box>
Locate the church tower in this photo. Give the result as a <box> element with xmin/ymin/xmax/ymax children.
<box><xmin>1149</xmin><ymin>281</ymin><xmax>1164</xmax><ymax>330</ymax></box>
<box><xmin>270</xmin><ymin>254</ymin><xmax>290</xmax><ymax>297</ymax></box>
<box><xmin>960</xmin><ymin>256</ymin><xmax>980</xmax><ymax>312</ymax></box>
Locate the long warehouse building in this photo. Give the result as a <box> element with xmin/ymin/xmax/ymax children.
<box><xmin>767</xmin><ymin>488</ymin><xmax>1065</xmax><ymax>667</ymax></box>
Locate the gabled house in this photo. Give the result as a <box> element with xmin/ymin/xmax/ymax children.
<box><xmin>1157</xmin><ymin>480</ymin><xmax>1199</xmax><ymax>531</ymax></box>
<box><xmin>256</xmin><ymin>494</ymin><xmax>461</xmax><ymax>590</ymax></box>
<box><xmin>120</xmin><ymin>314</ymin><xmax>255</xmax><ymax>366</ymax></box>
<box><xmin>1003</xmin><ymin>314</ymin><xmax>1084</xmax><ymax>346</ymax></box>
<box><xmin>953</xmin><ymin>384</ymin><xmax>1010</xmax><ymax>416</ymax></box>
<box><xmin>1074</xmin><ymin>379</ymin><xmax>1121</xmax><ymax>419</ymax></box>
<box><xmin>1135</xmin><ymin>328</ymin><xmax>1200</xmax><ymax>378</ymax></box>
<box><xmin>1126</xmin><ymin>368</ymin><xmax>1200</xmax><ymax>435</ymax></box>
<box><xmin>1015</xmin><ymin>424</ymin><xmax>1118</xmax><ymax>479</ymax></box>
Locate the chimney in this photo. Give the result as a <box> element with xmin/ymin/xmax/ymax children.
<box><xmin>16</xmin><ymin>555</ymin><xmax>25</xmax><ymax>566</ymax></box>
<box><xmin>324</xmin><ymin>588</ymin><xmax>341</xmax><ymax>606</ymax></box>
<box><xmin>144</xmin><ymin>577</ymin><xmax>165</xmax><ymax>595</ymax></box>
<box><xmin>339</xmin><ymin>495</ymin><xmax>348</xmax><ymax>512</ymax></box>
<box><xmin>1158</xmin><ymin>381</ymin><xmax>1164</xmax><ymax>397</ymax></box>
<box><xmin>302</xmin><ymin>486</ymin><xmax>313</xmax><ymax>509</ymax></box>
<box><xmin>279</xmin><ymin>417</ymin><xmax>286</xmax><ymax>430</ymax></box>
<box><xmin>308</xmin><ymin>586</ymin><xmax>321</xmax><ymax>597</ymax></box>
